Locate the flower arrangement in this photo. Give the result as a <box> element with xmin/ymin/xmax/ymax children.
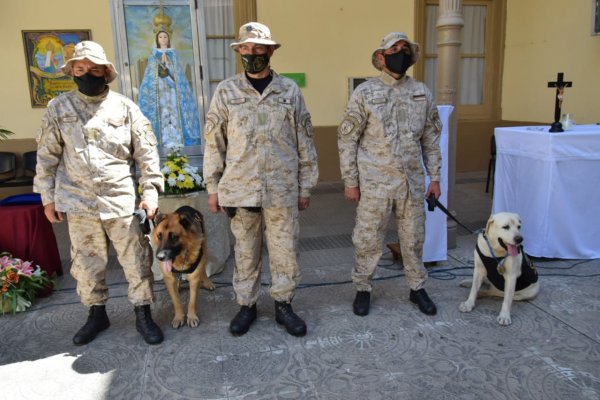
<box><xmin>1</xmin><ymin>252</ymin><xmax>51</xmax><ymax>314</ymax></box>
<box><xmin>161</xmin><ymin>146</ymin><xmax>205</xmax><ymax>195</ymax></box>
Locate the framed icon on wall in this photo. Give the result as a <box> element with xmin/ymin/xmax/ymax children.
<box><xmin>22</xmin><ymin>29</ymin><xmax>91</xmax><ymax>107</ymax></box>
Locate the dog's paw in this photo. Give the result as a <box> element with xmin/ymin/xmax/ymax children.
<box><xmin>204</xmin><ymin>279</ymin><xmax>215</xmax><ymax>291</ymax></box>
<box><xmin>459</xmin><ymin>301</ymin><xmax>474</xmax><ymax>313</ymax></box>
<box><xmin>171</xmin><ymin>315</ymin><xmax>186</xmax><ymax>329</ymax></box>
<box><xmin>187</xmin><ymin>313</ymin><xmax>200</xmax><ymax>328</ymax></box>
<box><xmin>497</xmin><ymin>313</ymin><xmax>512</xmax><ymax>326</ymax></box>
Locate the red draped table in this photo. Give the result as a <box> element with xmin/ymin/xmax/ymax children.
<box><xmin>0</xmin><ymin>204</ymin><xmax>63</xmax><ymax>277</ymax></box>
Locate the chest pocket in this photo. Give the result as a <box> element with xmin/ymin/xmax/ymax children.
<box><xmin>369</xmin><ymin>97</ymin><xmax>397</xmax><ymax>138</ymax></box>
<box><xmin>227</xmin><ymin>97</ymin><xmax>251</xmax><ymax>132</ymax></box>
<box><xmin>58</xmin><ymin>114</ymin><xmax>88</xmax><ymax>151</ymax></box>
<box><xmin>94</xmin><ymin>108</ymin><xmax>131</xmax><ymax>159</ymax></box>
<box><xmin>276</xmin><ymin>97</ymin><xmax>294</xmax><ymax>127</ymax></box>
<box><xmin>408</xmin><ymin>93</ymin><xmax>428</xmax><ymax>134</ymax></box>
<box><xmin>255</xmin><ymin>96</ymin><xmax>293</xmax><ymax>138</ymax></box>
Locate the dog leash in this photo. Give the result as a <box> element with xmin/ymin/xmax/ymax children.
<box><xmin>427</xmin><ymin>194</ymin><xmax>476</xmax><ymax>235</ymax></box>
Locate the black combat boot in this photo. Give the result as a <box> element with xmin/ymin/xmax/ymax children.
<box><xmin>274</xmin><ymin>301</ymin><xmax>307</xmax><ymax>337</ymax></box>
<box><xmin>409</xmin><ymin>288</ymin><xmax>437</xmax><ymax>315</ymax></box>
<box><xmin>229</xmin><ymin>304</ymin><xmax>257</xmax><ymax>335</ymax></box>
<box><xmin>353</xmin><ymin>291</ymin><xmax>371</xmax><ymax>316</ymax></box>
<box><xmin>134</xmin><ymin>305</ymin><xmax>164</xmax><ymax>345</ymax></box>
<box><xmin>72</xmin><ymin>305</ymin><xmax>110</xmax><ymax>345</ymax></box>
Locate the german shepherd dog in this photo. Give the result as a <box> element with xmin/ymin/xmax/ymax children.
<box><xmin>153</xmin><ymin>206</ymin><xmax>215</xmax><ymax>328</ymax></box>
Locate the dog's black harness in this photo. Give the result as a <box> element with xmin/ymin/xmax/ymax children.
<box><xmin>475</xmin><ymin>241</ymin><xmax>538</xmax><ymax>292</ymax></box>
<box><xmin>171</xmin><ymin>207</ymin><xmax>205</xmax><ymax>280</ymax></box>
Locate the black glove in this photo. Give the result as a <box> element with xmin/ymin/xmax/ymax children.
<box><xmin>426</xmin><ymin>193</ymin><xmax>436</xmax><ymax>212</ymax></box>
<box><xmin>133</xmin><ymin>208</ymin><xmax>151</xmax><ymax>235</ymax></box>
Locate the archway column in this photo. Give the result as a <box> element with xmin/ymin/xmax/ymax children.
<box><xmin>436</xmin><ymin>0</ymin><xmax>463</xmax><ymax>248</ymax></box>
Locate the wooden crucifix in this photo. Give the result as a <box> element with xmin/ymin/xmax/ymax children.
<box><xmin>547</xmin><ymin>72</ymin><xmax>573</xmax><ymax>132</ymax></box>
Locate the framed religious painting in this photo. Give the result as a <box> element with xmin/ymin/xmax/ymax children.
<box><xmin>22</xmin><ymin>30</ymin><xmax>92</xmax><ymax>107</ymax></box>
<box><xmin>111</xmin><ymin>1</ymin><xmax>210</xmax><ymax>155</ymax></box>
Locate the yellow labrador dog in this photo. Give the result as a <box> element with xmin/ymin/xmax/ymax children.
<box><xmin>152</xmin><ymin>206</ymin><xmax>215</xmax><ymax>328</ymax></box>
<box><xmin>459</xmin><ymin>212</ymin><xmax>539</xmax><ymax>325</ymax></box>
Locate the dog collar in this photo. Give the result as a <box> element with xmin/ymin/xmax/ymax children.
<box><xmin>482</xmin><ymin>233</ymin><xmax>506</xmax><ymax>267</ymax></box>
<box><xmin>174</xmin><ymin>247</ymin><xmax>203</xmax><ymax>280</ymax></box>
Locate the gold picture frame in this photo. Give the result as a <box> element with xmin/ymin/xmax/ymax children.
<box><xmin>22</xmin><ymin>29</ymin><xmax>92</xmax><ymax>107</ymax></box>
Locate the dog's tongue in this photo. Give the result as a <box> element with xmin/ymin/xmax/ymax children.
<box><xmin>162</xmin><ymin>260</ymin><xmax>173</xmax><ymax>273</ymax></box>
<box><xmin>507</xmin><ymin>244</ymin><xmax>519</xmax><ymax>257</ymax></box>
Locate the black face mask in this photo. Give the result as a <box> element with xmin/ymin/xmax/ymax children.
<box><xmin>240</xmin><ymin>54</ymin><xmax>270</xmax><ymax>74</ymax></box>
<box><xmin>384</xmin><ymin>51</ymin><xmax>413</xmax><ymax>75</ymax></box>
<box><xmin>74</xmin><ymin>73</ymin><xmax>107</xmax><ymax>96</ymax></box>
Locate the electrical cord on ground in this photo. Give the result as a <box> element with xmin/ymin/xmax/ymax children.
<box><xmin>28</xmin><ymin>256</ymin><xmax>599</xmax><ymax>313</ymax></box>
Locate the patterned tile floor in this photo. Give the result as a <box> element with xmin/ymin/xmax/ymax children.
<box><xmin>1</xmin><ymin>172</ymin><xmax>599</xmax><ymax>399</ymax></box>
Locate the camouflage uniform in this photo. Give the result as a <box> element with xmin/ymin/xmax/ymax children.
<box><xmin>34</xmin><ymin>89</ymin><xmax>163</xmax><ymax>305</ymax></box>
<box><xmin>338</xmin><ymin>72</ymin><xmax>442</xmax><ymax>291</ymax></box>
<box><xmin>203</xmin><ymin>72</ymin><xmax>318</xmax><ymax>304</ymax></box>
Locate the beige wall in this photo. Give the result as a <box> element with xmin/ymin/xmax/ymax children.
<box><xmin>503</xmin><ymin>0</ymin><xmax>600</xmax><ymax>124</ymax></box>
<box><xmin>2</xmin><ymin>0</ymin><xmax>598</xmax><ymax>176</ymax></box>
<box><xmin>257</xmin><ymin>0</ymin><xmax>415</xmax><ymax>126</ymax></box>
<box><xmin>0</xmin><ymin>0</ymin><xmax>115</xmax><ymax>140</ymax></box>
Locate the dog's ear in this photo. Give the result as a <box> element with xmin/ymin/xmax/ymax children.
<box><xmin>179</xmin><ymin>213</ymin><xmax>194</xmax><ymax>230</ymax></box>
<box><xmin>486</xmin><ymin>216</ymin><xmax>495</xmax><ymax>235</ymax></box>
<box><xmin>154</xmin><ymin>213</ymin><xmax>167</xmax><ymax>226</ymax></box>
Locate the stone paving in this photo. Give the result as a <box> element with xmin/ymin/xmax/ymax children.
<box><xmin>1</xmin><ymin>173</ymin><xmax>599</xmax><ymax>399</ymax></box>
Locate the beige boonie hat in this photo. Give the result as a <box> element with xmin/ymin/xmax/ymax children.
<box><xmin>60</xmin><ymin>41</ymin><xmax>118</xmax><ymax>83</ymax></box>
<box><xmin>371</xmin><ymin>32</ymin><xmax>420</xmax><ymax>71</ymax></box>
<box><xmin>230</xmin><ymin>22</ymin><xmax>281</xmax><ymax>52</ymax></box>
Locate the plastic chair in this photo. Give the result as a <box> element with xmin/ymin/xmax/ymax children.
<box><xmin>485</xmin><ymin>135</ymin><xmax>496</xmax><ymax>193</ymax></box>
<box><xmin>0</xmin><ymin>152</ymin><xmax>17</xmax><ymax>182</ymax></box>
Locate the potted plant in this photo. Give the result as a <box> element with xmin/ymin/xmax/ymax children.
<box><xmin>161</xmin><ymin>145</ymin><xmax>205</xmax><ymax>196</ymax></box>
<box><xmin>0</xmin><ymin>127</ymin><xmax>14</xmax><ymax>141</ymax></box>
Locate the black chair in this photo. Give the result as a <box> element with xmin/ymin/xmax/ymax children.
<box><xmin>485</xmin><ymin>135</ymin><xmax>496</xmax><ymax>193</ymax></box>
<box><xmin>0</xmin><ymin>151</ymin><xmax>36</xmax><ymax>187</ymax></box>
<box><xmin>23</xmin><ymin>150</ymin><xmax>37</xmax><ymax>177</ymax></box>
<box><xmin>0</xmin><ymin>152</ymin><xmax>17</xmax><ymax>183</ymax></box>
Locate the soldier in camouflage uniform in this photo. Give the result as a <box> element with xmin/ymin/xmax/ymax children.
<box><xmin>203</xmin><ymin>22</ymin><xmax>318</xmax><ymax>337</ymax></box>
<box><xmin>34</xmin><ymin>41</ymin><xmax>165</xmax><ymax>345</ymax></box>
<box><xmin>338</xmin><ymin>32</ymin><xmax>442</xmax><ymax>317</ymax></box>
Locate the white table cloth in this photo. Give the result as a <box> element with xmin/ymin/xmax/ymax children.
<box><xmin>492</xmin><ymin>124</ymin><xmax>600</xmax><ymax>259</ymax></box>
<box><xmin>422</xmin><ymin>105</ymin><xmax>451</xmax><ymax>262</ymax></box>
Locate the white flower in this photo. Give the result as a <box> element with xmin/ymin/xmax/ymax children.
<box><xmin>164</xmin><ymin>144</ymin><xmax>183</xmax><ymax>155</ymax></box>
<box><xmin>15</xmin><ymin>297</ymin><xmax>31</xmax><ymax>312</ymax></box>
<box><xmin>177</xmin><ymin>173</ymin><xmax>186</xmax><ymax>181</ymax></box>
<box><xmin>167</xmin><ymin>177</ymin><xmax>177</xmax><ymax>187</ymax></box>
<box><xmin>192</xmin><ymin>173</ymin><xmax>203</xmax><ymax>185</ymax></box>
<box><xmin>161</xmin><ymin>165</ymin><xmax>171</xmax><ymax>174</ymax></box>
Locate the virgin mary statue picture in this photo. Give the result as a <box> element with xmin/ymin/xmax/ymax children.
<box><xmin>138</xmin><ymin>9</ymin><xmax>201</xmax><ymax>148</ymax></box>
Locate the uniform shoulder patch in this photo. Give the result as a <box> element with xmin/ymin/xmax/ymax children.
<box><xmin>139</xmin><ymin>122</ymin><xmax>158</xmax><ymax>146</ymax></box>
<box><xmin>302</xmin><ymin>115</ymin><xmax>313</xmax><ymax>136</ymax></box>
<box><xmin>338</xmin><ymin>111</ymin><xmax>363</xmax><ymax>136</ymax></box>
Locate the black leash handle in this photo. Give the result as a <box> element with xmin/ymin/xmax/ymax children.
<box><xmin>133</xmin><ymin>208</ymin><xmax>153</xmax><ymax>235</ymax></box>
